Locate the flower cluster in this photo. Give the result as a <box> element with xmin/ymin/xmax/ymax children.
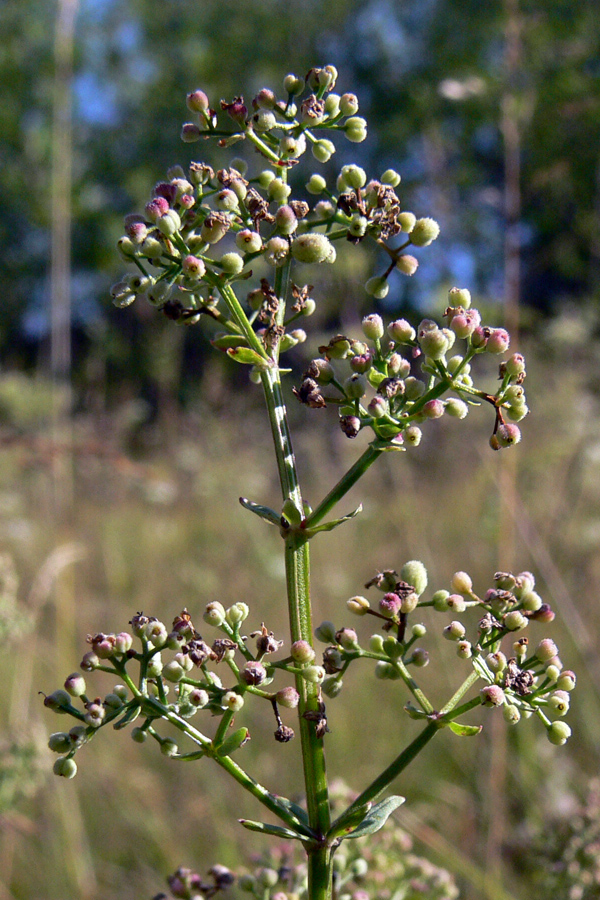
<box><xmin>315</xmin><ymin>563</ymin><xmax>575</xmax><ymax>745</ymax></box>
<box><xmin>295</xmin><ymin>293</ymin><xmax>527</xmax><ymax>450</ymax></box>
<box><xmin>44</xmin><ymin>602</ymin><xmax>355</xmax><ymax>778</ymax></box>
<box><xmin>110</xmin><ymin>66</ymin><xmax>444</xmax><ymax>369</ymax></box>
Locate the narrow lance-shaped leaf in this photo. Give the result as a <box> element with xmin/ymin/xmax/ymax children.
<box><xmin>239</xmin><ymin>497</ymin><xmax>281</xmax><ymax>526</ymax></box>
<box><xmin>327</xmin><ymin>801</ymin><xmax>372</xmax><ymax>840</ymax></box>
<box><xmin>215</xmin><ymin>727</ymin><xmax>250</xmax><ymax>757</ymax></box>
<box><xmin>304</xmin><ymin>505</ymin><xmax>362</xmax><ymax>537</ymax></box>
<box><xmin>226</xmin><ymin>346</ymin><xmax>270</xmax><ymax>368</ymax></box>
<box><xmin>448</xmin><ymin>721</ymin><xmax>482</xmax><ymax>737</ymax></box>
<box><xmin>340</xmin><ymin>795</ymin><xmax>405</xmax><ymax>840</ymax></box>
<box><xmin>239</xmin><ymin>819</ymin><xmax>310</xmax><ymax>842</ymax></box>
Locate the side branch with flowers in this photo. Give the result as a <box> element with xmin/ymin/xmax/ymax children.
<box><xmin>43</xmin><ymin>65</ymin><xmax>574</xmax><ymax>900</ymax></box>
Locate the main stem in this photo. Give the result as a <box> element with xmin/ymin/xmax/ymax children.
<box><xmin>260</xmin><ymin>364</ymin><xmax>332</xmax><ymax>899</ymax></box>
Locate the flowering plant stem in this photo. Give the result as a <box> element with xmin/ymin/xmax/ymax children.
<box><xmin>258</xmin><ymin>265</ymin><xmax>333</xmax><ymax>896</ymax></box>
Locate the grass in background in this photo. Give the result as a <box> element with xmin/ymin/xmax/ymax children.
<box><xmin>0</xmin><ymin>322</ymin><xmax>599</xmax><ymax>899</ymax></box>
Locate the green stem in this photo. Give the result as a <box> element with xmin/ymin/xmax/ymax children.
<box><xmin>260</xmin><ymin>352</ymin><xmax>332</xmax><ymax>899</ymax></box>
<box><xmin>439</xmin><ymin>669</ymin><xmax>482</xmax><ymax>715</ymax></box>
<box><xmin>218</xmin><ymin>282</ymin><xmax>269</xmax><ymax>360</ymax></box>
<box><xmin>343</xmin><ymin>721</ymin><xmax>439</xmax><ymax>817</ymax></box>
<box><xmin>144</xmin><ymin>699</ymin><xmax>312</xmax><ymax>836</ymax></box>
<box><xmin>393</xmin><ymin>659</ymin><xmax>434</xmax><ymax>714</ymax></box>
<box><xmin>305</xmin><ymin>443</ymin><xmax>384</xmax><ymax>528</ymax></box>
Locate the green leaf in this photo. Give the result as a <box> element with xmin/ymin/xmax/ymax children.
<box><xmin>112</xmin><ymin>704</ymin><xmax>141</xmax><ymax>730</ymax></box>
<box><xmin>340</xmin><ymin>795</ymin><xmax>405</xmax><ymax>840</ymax></box>
<box><xmin>239</xmin><ymin>819</ymin><xmax>308</xmax><ymax>842</ymax></box>
<box><xmin>239</xmin><ymin>496</ymin><xmax>281</xmax><ymax>526</ymax></box>
<box><xmin>274</xmin><ymin>794</ymin><xmax>311</xmax><ymax>828</ymax></box>
<box><xmin>305</xmin><ymin>504</ymin><xmax>362</xmax><ymax>536</ymax></box>
<box><xmin>327</xmin><ymin>802</ymin><xmax>372</xmax><ymax>840</ymax></box>
<box><xmin>448</xmin><ymin>721</ymin><xmax>482</xmax><ymax>737</ymax></box>
<box><xmin>215</xmin><ymin>727</ymin><xmax>250</xmax><ymax>757</ymax></box>
<box><xmin>211</xmin><ymin>334</ymin><xmax>248</xmax><ymax>350</ymax></box>
<box><xmin>226</xmin><ymin>346</ymin><xmax>270</xmax><ymax>367</ymax></box>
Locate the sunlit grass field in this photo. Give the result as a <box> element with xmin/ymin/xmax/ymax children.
<box><xmin>1</xmin><ymin>320</ymin><xmax>599</xmax><ymax>899</ymax></box>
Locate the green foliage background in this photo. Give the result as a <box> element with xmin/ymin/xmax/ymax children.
<box><xmin>1</xmin><ymin>1</ymin><xmax>600</xmax><ymax>898</ymax></box>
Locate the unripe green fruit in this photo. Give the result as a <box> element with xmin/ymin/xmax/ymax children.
<box><xmin>397</xmin><ymin>212</ymin><xmax>417</xmax><ymax>232</ymax></box>
<box><xmin>547</xmin><ymin>721</ymin><xmax>571</xmax><ymax>745</ymax></box>
<box><xmin>256</xmin><ymin>868</ymin><xmax>279</xmax><ymax>889</ymax></box>
<box><xmin>411</xmin><ymin>648</ymin><xmax>429</xmax><ymax>667</ymax></box>
<box><xmin>340</xmin><ymin>164</ymin><xmax>367</xmax><ymax>189</ymax></box>
<box><xmin>556</xmin><ymin>670</ymin><xmax>576</xmax><ymax>691</ymax></box>
<box><xmin>163</xmin><ymin>660</ymin><xmax>185</xmax><ymax>682</ymax></box>
<box><xmin>157</xmin><ymin>210</ymin><xmax>181</xmax><ymax>236</ymax></box>
<box><xmin>381</xmin><ymin>168</ymin><xmax>401</xmax><ymax>187</ymax></box>
<box><xmin>504</xmin><ymin>610</ymin><xmax>528</xmax><ymax>631</ymax></box>
<box><xmin>448</xmin><ymin>287</ymin><xmax>472</xmax><ymax>309</ymax></box>
<box><xmin>409</xmin><ymin>217</ymin><xmax>440</xmax><ymax>246</ymax></box>
<box><xmin>223</xmin><ymin>691</ymin><xmax>244</xmax><ymax>712</ymax></box>
<box><xmin>365</xmin><ymin>276</ymin><xmax>389</xmax><ymax>299</ymax></box>
<box><xmin>236</xmin><ymin>230</ymin><xmax>262</xmax><ymax>253</ymax></box>
<box><xmin>291</xmin><ymin>233</ymin><xmax>334</xmax><ymax>264</ymax></box>
<box><xmin>404</xmin><ymin>377</ymin><xmax>425</xmax><ymax>399</ymax></box>
<box><xmin>252</xmin><ymin>109</ymin><xmax>277</xmax><ymax>132</ymax></box>
<box><xmin>311</xmin><ymin>139</ymin><xmax>336</xmax><ymax>163</ymax></box>
<box><xmin>369</xmin><ymin>634</ymin><xmax>384</xmax><ymax>652</ymax></box>
<box><xmin>220</xmin><ymin>252</ymin><xmax>244</xmax><ymax>276</ymax></box>
<box><xmin>161</xmin><ymin>739</ymin><xmax>178</xmax><ymax>757</ymax></box>
<box><xmin>432</xmin><ymin>589</ymin><xmax>450</xmax><ymax>611</ymax></box>
<box><xmin>301</xmin><ymin>665</ymin><xmax>325</xmax><ymax>684</ymax></box>
<box><xmin>226</xmin><ymin>602</ymin><xmax>249</xmax><ymax>625</ymax></box>
<box><xmin>291</xmin><ymin>640</ymin><xmax>315</xmax><ymax>664</ymax></box>
<box><xmin>361</xmin><ymin>314</ymin><xmax>384</xmax><ymax>340</ymax></box>
<box><xmin>48</xmin><ymin>732</ymin><xmax>72</xmax><ymax>753</ymax></box>
<box><xmin>53</xmin><ymin>756</ymin><xmax>77</xmax><ymax>779</ymax></box>
<box><xmin>503</xmin><ymin>704</ymin><xmax>521</xmax><ymax>724</ymax></box>
<box><xmin>375</xmin><ymin>661</ymin><xmax>399</xmax><ymax>680</ymax></box>
<box><xmin>267</xmin><ymin>178</ymin><xmax>292</xmax><ymax>204</ymax></box>
<box><xmin>343</xmin><ymin>373</ymin><xmax>366</xmax><ymax>399</ymax></box>
<box><xmin>339</xmin><ymin>93</ymin><xmax>359</xmax><ymax>116</ymax></box>
<box><xmin>324</xmin><ymin>93</ymin><xmax>341</xmax><ymax>116</ymax></box>
<box><xmin>315</xmin><ymin>621</ymin><xmax>337</xmax><ymax>643</ymax></box>
<box><xmin>307</xmin><ymin>173</ymin><xmax>327</xmax><ymax>195</ymax></box>
<box><xmin>451</xmin><ymin>571</ymin><xmax>473</xmax><ymax>595</ymax></box>
<box><xmin>131</xmin><ymin>727</ymin><xmax>148</xmax><ymax>743</ymax></box>
<box><xmin>344</xmin><ymin>116</ymin><xmax>367</xmax><ymax>142</ymax></box>
<box><xmin>400</xmin><ymin>560</ymin><xmax>428</xmax><ymax>596</ymax></box>
<box><xmin>445</xmin><ymin>398</ymin><xmax>469</xmax><ymax>419</ymax></box>
<box><xmin>204</xmin><ymin>601</ymin><xmax>226</xmax><ymax>627</ymax></box>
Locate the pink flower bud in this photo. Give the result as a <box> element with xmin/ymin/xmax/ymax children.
<box><xmin>186</xmin><ymin>90</ymin><xmax>209</xmax><ymax>113</ymax></box>
<box><xmin>486</xmin><ymin>328</ymin><xmax>510</xmax><ymax>354</ymax></box>
<box><xmin>480</xmin><ymin>685</ymin><xmax>505</xmax><ymax>707</ymax></box>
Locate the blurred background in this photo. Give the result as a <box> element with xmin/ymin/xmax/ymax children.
<box><xmin>1</xmin><ymin>0</ymin><xmax>600</xmax><ymax>897</ymax></box>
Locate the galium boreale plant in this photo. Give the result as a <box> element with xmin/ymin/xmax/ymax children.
<box><xmin>44</xmin><ymin>65</ymin><xmax>575</xmax><ymax>900</ymax></box>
